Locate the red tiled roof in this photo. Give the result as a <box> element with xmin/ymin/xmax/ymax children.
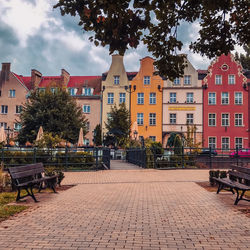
<box><xmin>39</xmin><ymin>76</ymin><xmax>61</xmax><ymax>88</ymax></box>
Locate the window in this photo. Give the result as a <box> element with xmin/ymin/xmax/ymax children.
<box><xmin>84</xmin><ymin>88</ymin><xmax>92</xmax><ymax>96</ymax></box>
<box><xmin>149</xmin><ymin>113</ymin><xmax>156</xmax><ymax>126</ymax></box>
<box><xmin>221</xmin><ymin>113</ymin><xmax>229</xmax><ymax>126</ymax></box>
<box><xmin>170</xmin><ymin>113</ymin><xmax>176</xmax><ymax>124</ymax></box>
<box><xmin>1</xmin><ymin>105</ymin><xmax>8</xmax><ymax>114</ymax></box>
<box><xmin>235</xmin><ymin>114</ymin><xmax>243</xmax><ymax>126</ymax></box>
<box><xmin>107</xmin><ymin>93</ymin><xmax>114</xmax><ymax>104</ymax></box>
<box><xmin>215</xmin><ymin>75</ymin><xmax>222</xmax><ymax>85</ymax></box>
<box><xmin>107</xmin><ymin>113</ymin><xmax>112</xmax><ymax>121</ymax></box>
<box><xmin>137</xmin><ymin>93</ymin><xmax>144</xmax><ymax>104</ymax></box>
<box><xmin>208</xmin><ymin>114</ymin><xmax>216</xmax><ymax>126</ymax></box>
<box><xmin>69</xmin><ymin>88</ymin><xmax>77</xmax><ymax>96</ymax></box>
<box><xmin>186</xmin><ymin>93</ymin><xmax>194</xmax><ymax>103</ymax></box>
<box><xmin>137</xmin><ymin>113</ymin><xmax>144</xmax><ymax>125</ymax></box>
<box><xmin>186</xmin><ymin>113</ymin><xmax>194</xmax><ymax>124</ymax></box>
<box><xmin>83</xmin><ymin>105</ymin><xmax>90</xmax><ymax>113</ymax></box>
<box><xmin>208</xmin><ymin>137</ymin><xmax>216</xmax><ymax>149</ymax></box>
<box><xmin>221</xmin><ymin>92</ymin><xmax>229</xmax><ymax>104</ymax></box>
<box><xmin>14</xmin><ymin>123</ymin><xmax>22</xmax><ymax>131</ymax></box>
<box><xmin>184</xmin><ymin>75</ymin><xmax>191</xmax><ymax>85</ymax></box>
<box><xmin>228</xmin><ymin>75</ymin><xmax>235</xmax><ymax>85</ymax></box>
<box><xmin>208</xmin><ymin>93</ymin><xmax>216</xmax><ymax>105</ymax></box>
<box><xmin>173</xmin><ymin>78</ymin><xmax>180</xmax><ymax>85</ymax></box>
<box><xmin>84</xmin><ymin>138</ymin><xmax>90</xmax><ymax>146</ymax></box>
<box><xmin>234</xmin><ymin>92</ymin><xmax>242</xmax><ymax>105</ymax></box>
<box><xmin>170</xmin><ymin>92</ymin><xmax>176</xmax><ymax>103</ymax></box>
<box><xmin>0</xmin><ymin>122</ymin><xmax>7</xmax><ymax>129</ymax></box>
<box><xmin>149</xmin><ymin>93</ymin><xmax>156</xmax><ymax>104</ymax></box>
<box><xmin>51</xmin><ymin>88</ymin><xmax>56</xmax><ymax>94</ymax></box>
<box><xmin>114</xmin><ymin>75</ymin><xmax>120</xmax><ymax>85</ymax></box>
<box><xmin>235</xmin><ymin>137</ymin><xmax>243</xmax><ymax>149</ymax></box>
<box><xmin>119</xmin><ymin>93</ymin><xmax>126</xmax><ymax>104</ymax></box>
<box><xmin>16</xmin><ymin>105</ymin><xmax>22</xmax><ymax>114</ymax></box>
<box><xmin>144</xmin><ymin>76</ymin><xmax>150</xmax><ymax>85</ymax></box>
<box><xmin>149</xmin><ymin>136</ymin><xmax>156</xmax><ymax>142</ymax></box>
<box><xmin>9</xmin><ymin>89</ymin><xmax>15</xmax><ymax>98</ymax></box>
<box><xmin>221</xmin><ymin>137</ymin><xmax>229</xmax><ymax>150</ymax></box>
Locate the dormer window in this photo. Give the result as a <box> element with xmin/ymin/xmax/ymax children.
<box><xmin>9</xmin><ymin>89</ymin><xmax>16</xmax><ymax>98</ymax></box>
<box><xmin>144</xmin><ymin>76</ymin><xmax>150</xmax><ymax>85</ymax></box>
<box><xmin>83</xmin><ymin>87</ymin><xmax>92</xmax><ymax>96</ymax></box>
<box><xmin>114</xmin><ymin>76</ymin><xmax>120</xmax><ymax>85</ymax></box>
<box><xmin>184</xmin><ymin>75</ymin><xmax>191</xmax><ymax>85</ymax></box>
<box><xmin>69</xmin><ymin>88</ymin><xmax>77</xmax><ymax>96</ymax></box>
<box><xmin>173</xmin><ymin>78</ymin><xmax>180</xmax><ymax>85</ymax></box>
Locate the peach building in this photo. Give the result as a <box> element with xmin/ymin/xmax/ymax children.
<box><xmin>162</xmin><ymin>57</ymin><xmax>203</xmax><ymax>147</ymax></box>
<box><xmin>0</xmin><ymin>63</ymin><xmax>102</xmax><ymax>145</ymax></box>
<box><xmin>130</xmin><ymin>57</ymin><xmax>163</xmax><ymax>142</ymax></box>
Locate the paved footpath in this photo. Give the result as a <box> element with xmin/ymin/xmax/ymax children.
<box><xmin>0</xmin><ymin>161</ymin><xmax>249</xmax><ymax>250</ymax></box>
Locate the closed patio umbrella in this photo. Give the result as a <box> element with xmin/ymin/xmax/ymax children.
<box><xmin>77</xmin><ymin>127</ymin><xmax>84</xmax><ymax>147</ymax></box>
<box><xmin>36</xmin><ymin>126</ymin><xmax>44</xmax><ymax>141</ymax></box>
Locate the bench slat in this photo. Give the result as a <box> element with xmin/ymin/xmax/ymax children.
<box><xmin>228</xmin><ymin>171</ymin><xmax>250</xmax><ymax>183</ymax></box>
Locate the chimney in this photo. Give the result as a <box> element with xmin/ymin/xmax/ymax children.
<box><xmin>61</xmin><ymin>69</ymin><xmax>70</xmax><ymax>87</ymax></box>
<box><xmin>0</xmin><ymin>63</ymin><xmax>11</xmax><ymax>85</ymax></box>
<box><xmin>31</xmin><ymin>69</ymin><xmax>42</xmax><ymax>89</ymax></box>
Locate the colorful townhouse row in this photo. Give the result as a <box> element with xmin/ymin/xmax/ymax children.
<box><xmin>0</xmin><ymin>53</ymin><xmax>249</xmax><ymax>149</ymax></box>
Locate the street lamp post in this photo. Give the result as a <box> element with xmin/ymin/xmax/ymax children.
<box><xmin>124</xmin><ymin>85</ymin><xmax>136</xmax><ymax>136</ymax></box>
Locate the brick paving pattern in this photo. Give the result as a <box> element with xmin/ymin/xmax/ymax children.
<box><xmin>0</xmin><ymin>162</ymin><xmax>249</xmax><ymax>249</ymax></box>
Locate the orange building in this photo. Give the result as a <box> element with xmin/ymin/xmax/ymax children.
<box><xmin>130</xmin><ymin>57</ymin><xmax>163</xmax><ymax>143</ymax></box>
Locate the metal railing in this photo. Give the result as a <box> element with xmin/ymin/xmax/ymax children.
<box><xmin>126</xmin><ymin>147</ymin><xmax>250</xmax><ymax>169</ymax></box>
<box><xmin>1</xmin><ymin>147</ymin><xmax>110</xmax><ymax>171</ymax></box>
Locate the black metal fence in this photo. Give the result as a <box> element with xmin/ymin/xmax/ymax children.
<box><xmin>1</xmin><ymin>147</ymin><xmax>111</xmax><ymax>171</ymax></box>
<box><xmin>126</xmin><ymin>147</ymin><xmax>250</xmax><ymax>169</ymax></box>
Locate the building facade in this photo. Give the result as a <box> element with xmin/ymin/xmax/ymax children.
<box><xmin>203</xmin><ymin>54</ymin><xmax>249</xmax><ymax>149</ymax></box>
<box><xmin>162</xmin><ymin>57</ymin><xmax>203</xmax><ymax>147</ymax></box>
<box><xmin>130</xmin><ymin>57</ymin><xmax>163</xmax><ymax>142</ymax></box>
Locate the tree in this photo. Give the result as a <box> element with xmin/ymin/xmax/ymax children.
<box><xmin>167</xmin><ymin>132</ymin><xmax>182</xmax><ymax>155</ymax></box>
<box><xmin>93</xmin><ymin>124</ymin><xmax>102</xmax><ymax>146</ymax></box>
<box><xmin>235</xmin><ymin>43</ymin><xmax>250</xmax><ymax>70</ymax></box>
<box><xmin>54</xmin><ymin>0</ymin><xmax>249</xmax><ymax>80</ymax></box>
<box><xmin>18</xmin><ymin>89</ymin><xmax>88</xmax><ymax>145</ymax></box>
<box><xmin>105</xmin><ymin>103</ymin><xmax>130</xmax><ymax>147</ymax></box>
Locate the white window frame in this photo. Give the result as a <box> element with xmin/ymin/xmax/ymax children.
<box><xmin>9</xmin><ymin>89</ymin><xmax>16</xmax><ymax>98</ymax></box>
<box><xmin>149</xmin><ymin>136</ymin><xmax>156</xmax><ymax>142</ymax></box>
<box><xmin>137</xmin><ymin>113</ymin><xmax>144</xmax><ymax>125</ymax></box>
<box><xmin>235</xmin><ymin>137</ymin><xmax>243</xmax><ymax>149</ymax></box>
<box><xmin>170</xmin><ymin>113</ymin><xmax>176</xmax><ymax>124</ymax></box>
<box><xmin>208</xmin><ymin>113</ymin><xmax>216</xmax><ymax>126</ymax></box>
<box><xmin>14</xmin><ymin>123</ymin><xmax>22</xmax><ymax>131</ymax></box>
<box><xmin>184</xmin><ymin>75</ymin><xmax>191</xmax><ymax>85</ymax></box>
<box><xmin>215</xmin><ymin>75</ymin><xmax>222</xmax><ymax>85</ymax></box>
<box><xmin>137</xmin><ymin>93</ymin><xmax>144</xmax><ymax>104</ymax></box>
<box><xmin>234</xmin><ymin>92</ymin><xmax>243</xmax><ymax>105</ymax></box>
<box><xmin>107</xmin><ymin>93</ymin><xmax>114</xmax><ymax>104</ymax></box>
<box><xmin>83</xmin><ymin>105</ymin><xmax>91</xmax><ymax>113</ymax></box>
<box><xmin>119</xmin><ymin>93</ymin><xmax>126</xmax><ymax>104</ymax></box>
<box><xmin>235</xmin><ymin>113</ymin><xmax>243</xmax><ymax>127</ymax></box>
<box><xmin>228</xmin><ymin>74</ymin><xmax>235</xmax><ymax>85</ymax></box>
<box><xmin>1</xmin><ymin>105</ymin><xmax>8</xmax><ymax>114</ymax></box>
<box><xmin>0</xmin><ymin>122</ymin><xmax>7</xmax><ymax>129</ymax></box>
<box><xmin>16</xmin><ymin>105</ymin><xmax>22</xmax><ymax>114</ymax></box>
<box><xmin>149</xmin><ymin>92</ymin><xmax>156</xmax><ymax>104</ymax></box>
<box><xmin>173</xmin><ymin>78</ymin><xmax>180</xmax><ymax>85</ymax></box>
<box><xmin>114</xmin><ymin>75</ymin><xmax>120</xmax><ymax>85</ymax></box>
<box><xmin>221</xmin><ymin>92</ymin><xmax>229</xmax><ymax>105</ymax></box>
<box><xmin>208</xmin><ymin>92</ymin><xmax>216</xmax><ymax>105</ymax></box>
<box><xmin>186</xmin><ymin>92</ymin><xmax>194</xmax><ymax>103</ymax></box>
<box><xmin>149</xmin><ymin>113</ymin><xmax>156</xmax><ymax>126</ymax></box>
<box><xmin>221</xmin><ymin>113</ymin><xmax>230</xmax><ymax>127</ymax></box>
<box><xmin>170</xmin><ymin>92</ymin><xmax>176</xmax><ymax>103</ymax></box>
<box><xmin>186</xmin><ymin>113</ymin><xmax>194</xmax><ymax>125</ymax></box>
<box><xmin>144</xmin><ymin>76</ymin><xmax>150</xmax><ymax>85</ymax></box>
<box><xmin>221</xmin><ymin>137</ymin><xmax>230</xmax><ymax>150</ymax></box>
<box><xmin>208</xmin><ymin>137</ymin><xmax>216</xmax><ymax>149</ymax></box>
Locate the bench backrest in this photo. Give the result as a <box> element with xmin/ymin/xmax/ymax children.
<box><xmin>8</xmin><ymin>163</ymin><xmax>44</xmax><ymax>185</ymax></box>
<box><xmin>229</xmin><ymin>165</ymin><xmax>250</xmax><ymax>185</ymax></box>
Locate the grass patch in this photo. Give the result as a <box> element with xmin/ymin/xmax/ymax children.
<box><xmin>0</xmin><ymin>192</ymin><xmax>28</xmax><ymax>222</ymax></box>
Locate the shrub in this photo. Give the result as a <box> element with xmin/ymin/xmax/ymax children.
<box><xmin>45</xmin><ymin>166</ymin><xmax>65</xmax><ymax>186</ymax></box>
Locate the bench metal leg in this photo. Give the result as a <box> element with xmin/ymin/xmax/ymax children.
<box><xmin>216</xmin><ymin>183</ymin><xmax>222</xmax><ymax>194</ymax></box>
<box><xmin>16</xmin><ymin>188</ymin><xmax>21</xmax><ymax>202</ymax></box>
<box><xmin>25</xmin><ymin>187</ymin><xmax>38</xmax><ymax>202</ymax></box>
<box><xmin>234</xmin><ymin>189</ymin><xmax>246</xmax><ymax>205</ymax></box>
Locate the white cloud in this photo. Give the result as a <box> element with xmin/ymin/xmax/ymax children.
<box><xmin>0</xmin><ymin>0</ymin><xmax>53</xmax><ymax>46</ymax></box>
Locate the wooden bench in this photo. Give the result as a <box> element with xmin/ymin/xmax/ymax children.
<box><xmin>213</xmin><ymin>165</ymin><xmax>250</xmax><ymax>205</ymax></box>
<box><xmin>8</xmin><ymin>163</ymin><xmax>58</xmax><ymax>202</ymax></box>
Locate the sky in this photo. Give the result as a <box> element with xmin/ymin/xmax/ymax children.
<box><xmin>0</xmin><ymin>0</ymin><xmax>245</xmax><ymax>77</ymax></box>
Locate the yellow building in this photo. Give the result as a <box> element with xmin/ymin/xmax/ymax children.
<box><xmin>101</xmin><ymin>55</ymin><xmax>135</xmax><ymax>134</ymax></box>
<box><xmin>130</xmin><ymin>57</ymin><xmax>163</xmax><ymax>142</ymax></box>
